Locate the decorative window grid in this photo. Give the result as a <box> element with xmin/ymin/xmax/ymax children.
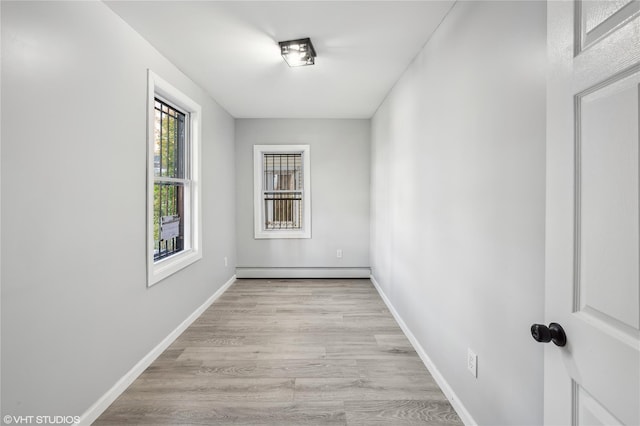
<box><xmin>253</xmin><ymin>145</ymin><xmax>311</xmax><ymax>239</ymax></box>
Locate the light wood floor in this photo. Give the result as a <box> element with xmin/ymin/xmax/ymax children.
<box><xmin>95</xmin><ymin>279</ymin><xmax>462</xmax><ymax>425</ymax></box>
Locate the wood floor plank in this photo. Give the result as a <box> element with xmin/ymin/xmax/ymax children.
<box><xmin>94</xmin><ymin>400</ymin><xmax>347</xmax><ymax>425</ymax></box>
<box><xmin>241</xmin><ymin>332</ymin><xmax>379</xmax><ymax>346</ymax></box>
<box><xmin>345</xmin><ymin>400</ymin><xmax>462</xmax><ymax>425</ymax></box>
<box><xmin>374</xmin><ymin>333</ymin><xmax>413</xmax><ymax>348</ymax></box>
<box><xmin>356</xmin><ymin>358</ymin><xmax>437</xmax><ymax>378</ymax></box>
<box><xmin>171</xmin><ymin>334</ymin><xmax>245</xmax><ymax>348</ymax></box>
<box><xmin>94</xmin><ymin>279</ymin><xmax>462</xmax><ymax>425</ymax></box>
<box><xmin>120</xmin><ymin>377</ymin><xmax>296</xmax><ymax>402</ymax></box>
<box><xmin>177</xmin><ymin>345</ymin><xmax>327</xmax><ymax>361</ymax></box>
<box><xmin>325</xmin><ymin>343</ymin><xmax>417</xmax><ymax>360</ymax></box>
<box><xmin>294</xmin><ymin>377</ymin><xmax>445</xmax><ymax>402</ymax></box>
<box><xmin>133</xmin><ymin>359</ymin><xmax>364</xmax><ymax>381</ymax></box>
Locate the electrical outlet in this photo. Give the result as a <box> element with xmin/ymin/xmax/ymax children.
<box><xmin>336</xmin><ymin>249</ymin><xmax>343</xmax><ymax>258</ymax></box>
<box><xmin>467</xmin><ymin>348</ymin><xmax>478</xmax><ymax>378</ymax></box>
<box><xmin>224</xmin><ymin>256</ymin><xmax>228</xmax><ymax>267</ymax></box>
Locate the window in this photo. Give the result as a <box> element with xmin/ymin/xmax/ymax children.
<box><xmin>254</xmin><ymin>145</ymin><xmax>311</xmax><ymax>239</ymax></box>
<box><xmin>147</xmin><ymin>70</ymin><xmax>201</xmax><ymax>286</ymax></box>
<box><xmin>153</xmin><ymin>98</ymin><xmax>186</xmax><ymax>261</ymax></box>
<box><xmin>263</xmin><ymin>153</ymin><xmax>302</xmax><ymax>229</ymax></box>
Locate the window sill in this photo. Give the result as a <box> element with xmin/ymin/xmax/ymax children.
<box><xmin>148</xmin><ymin>248</ymin><xmax>202</xmax><ymax>287</ymax></box>
<box><xmin>254</xmin><ymin>229</ymin><xmax>311</xmax><ymax>239</ymax></box>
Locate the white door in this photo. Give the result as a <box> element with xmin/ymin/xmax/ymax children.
<box><xmin>546</xmin><ymin>1</ymin><xmax>640</xmax><ymax>425</ymax></box>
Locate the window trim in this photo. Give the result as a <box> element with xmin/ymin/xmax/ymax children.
<box><xmin>253</xmin><ymin>144</ymin><xmax>311</xmax><ymax>239</ymax></box>
<box><xmin>147</xmin><ymin>70</ymin><xmax>202</xmax><ymax>286</ymax></box>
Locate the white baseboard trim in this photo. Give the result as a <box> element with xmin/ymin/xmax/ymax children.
<box><xmin>369</xmin><ymin>274</ymin><xmax>477</xmax><ymax>426</ymax></box>
<box><xmin>236</xmin><ymin>267</ymin><xmax>371</xmax><ymax>279</ymax></box>
<box><xmin>76</xmin><ymin>274</ymin><xmax>236</xmax><ymax>426</ymax></box>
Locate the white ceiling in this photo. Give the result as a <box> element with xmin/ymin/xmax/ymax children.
<box><xmin>105</xmin><ymin>1</ymin><xmax>454</xmax><ymax>118</ymax></box>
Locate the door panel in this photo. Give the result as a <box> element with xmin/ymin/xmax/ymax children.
<box><xmin>577</xmin><ymin>68</ymin><xmax>640</xmax><ymax>331</ymax></box>
<box><xmin>546</xmin><ymin>1</ymin><xmax>640</xmax><ymax>425</ymax></box>
<box><xmin>570</xmin><ymin>313</ymin><xmax>639</xmax><ymax>425</ymax></box>
<box><xmin>578</xmin><ymin>0</ymin><xmax>640</xmax><ymax>52</ymax></box>
<box><xmin>576</xmin><ymin>385</ymin><xmax>624</xmax><ymax>426</ymax></box>
<box><xmin>583</xmin><ymin>0</ymin><xmax>633</xmax><ymax>32</ymax></box>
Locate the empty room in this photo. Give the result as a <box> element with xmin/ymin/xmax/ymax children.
<box><xmin>2</xmin><ymin>1</ymin><xmax>639</xmax><ymax>425</ymax></box>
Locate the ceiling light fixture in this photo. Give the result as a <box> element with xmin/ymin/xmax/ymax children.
<box><xmin>278</xmin><ymin>38</ymin><xmax>316</xmax><ymax>67</ymax></box>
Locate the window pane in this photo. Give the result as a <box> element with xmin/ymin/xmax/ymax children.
<box><xmin>264</xmin><ymin>192</ymin><xmax>303</xmax><ymax>229</ymax></box>
<box><xmin>262</xmin><ymin>152</ymin><xmax>303</xmax><ymax>230</ymax></box>
<box><xmin>153</xmin><ymin>182</ymin><xmax>184</xmax><ymax>260</ymax></box>
<box><xmin>154</xmin><ymin>98</ymin><xmax>185</xmax><ymax>179</ymax></box>
<box><xmin>263</xmin><ymin>153</ymin><xmax>302</xmax><ymax>191</ymax></box>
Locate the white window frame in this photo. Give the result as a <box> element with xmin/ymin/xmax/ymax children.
<box><xmin>254</xmin><ymin>145</ymin><xmax>311</xmax><ymax>239</ymax></box>
<box><xmin>147</xmin><ymin>70</ymin><xmax>202</xmax><ymax>286</ymax></box>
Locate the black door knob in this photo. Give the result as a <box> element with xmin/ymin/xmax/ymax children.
<box><xmin>531</xmin><ymin>323</ymin><xmax>566</xmax><ymax>347</ymax></box>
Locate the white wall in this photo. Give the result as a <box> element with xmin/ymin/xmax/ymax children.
<box><xmin>235</xmin><ymin>119</ymin><xmax>370</xmax><ymax>277</ymax></box>
<box><xmin>370</xmin><ymin>2</ymin><xmax>546</xmax><ymax>425</ymax></box>
<box><xmin>1</xmin><ymin>1</ymin><xmax>235</xmax><ymax>419</ymax></box>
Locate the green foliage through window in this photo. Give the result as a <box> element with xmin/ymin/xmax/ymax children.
<box><xmin>153</xmin><ymin>98</ymin><xmax>186</xmax><ymax>261</ymax></box>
